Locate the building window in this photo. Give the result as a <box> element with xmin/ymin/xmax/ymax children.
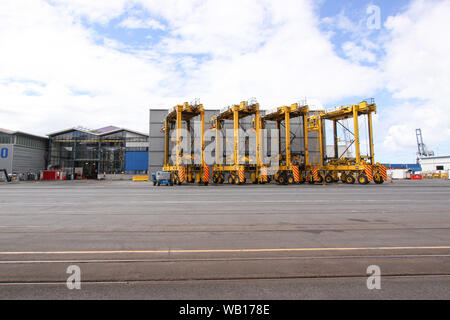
<box><xmin>436</xmin><ymin>165</ymin><xmax>444</xmax><ymax>171</ymax></box>
<box><xmin>14</xmin><ymin>134</ymin><xmax>47</xmax><ymax>149</ymax></box>
<box><xmin>0</xmin><ymin>134</ymin><xmax>12</xmax><ymax>144</ymax></box>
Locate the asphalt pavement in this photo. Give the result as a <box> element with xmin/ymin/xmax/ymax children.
<box><xmin>0</xmin><ymin>179</ymin><xmax>449</xmax><ymax>299</ymax></box>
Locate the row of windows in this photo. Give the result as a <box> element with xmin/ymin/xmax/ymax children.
<box><xmin>0</xmin><ymin>134</ymin><xmax>47</xmax><ymax>149</ymax></box>
<box><xmin>0</xmin><ymin>134</ymin><xmax>12</xmax><ymax>144</ymax></box>
<box><xmin>15</xmin><ymin>135</ymin><xmax>48</xmax><ymax>149</ymax></box>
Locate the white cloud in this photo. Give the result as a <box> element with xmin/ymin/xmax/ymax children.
<box><xmin>118</xmin><ymin>17</ymin><xmax>165</xmax><ymax>30</ymax></box>
<box><xmin>342</xmin><ymin>41</ymin><xmax>376</xmax><ymax>63</ymax></box>
<box><xmin>335</xmin><ymin>11</ymin><xmax>361</xmax><ymax>34</ymax></box>
<box><xmin>0</xmin><ymin>0</ymin><xmax>383</xmax><ymax>138</ymax></box>
<box><xmin>8</xmin><ymin>0</ymin><xmax>450</xmax><ymax>162</ymax></box>
<box><xmin>380</xmin><ymin>0</ymin><xmax>450</xmax><ymax>153</ymax></box>
<box><xmin>0</xmin><ymin>0</ymin><xmax>171</xmax><ymax>135</ymax></box>
<box><xmin>47</xmin><ymin>0</ymin><xmax>129</xmax><ymax>24</ymax></box>
<box><xmin>140</xmin><ymin>0</ymin><xmax>381</xmax><ymax>105</ymax></box>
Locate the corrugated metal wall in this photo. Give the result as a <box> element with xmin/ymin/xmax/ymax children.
<box><xmin>12</xmin><ymin>145</ymin><xmax>47</xmax><ymax>173</ymax></box>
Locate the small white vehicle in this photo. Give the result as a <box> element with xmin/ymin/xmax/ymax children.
<box><xmin>151</xmin><ymin>171</ymin><xmax>173</xmax><ymax>186</ymax></box>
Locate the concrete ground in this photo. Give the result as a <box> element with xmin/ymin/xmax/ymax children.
<box><xmin>0</xmin><ymin>179</ymin><xmax>449</xmax><ymax>299</ymax></box>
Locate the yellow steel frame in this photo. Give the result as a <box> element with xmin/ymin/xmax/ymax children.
<box><xmin>162</xmin><ymin>102</ymin><xmax>208</xmax><ymax>185</ymax></box>
<box><xmin>210</xmin><ymin>101</ymin><xmax>262</xmax><ymax>184</ymax></box>
<box><xmin>262</xmin><ymin>103</ymin><xmax>309</xmax><ymax>184</ymax></box>
<box><xmin>305</xmin><ymin>100</ymin><xmax>385</xmax><ymax>184</ymax></box>
<box><xmin>305</xmin><ymin>112</ymin><xmax>325</xmax><ymax>159</ymax></box>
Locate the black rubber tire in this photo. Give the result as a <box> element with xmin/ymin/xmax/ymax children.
<box><xmin>287</xmin><ymin>175</ymin><xmax>295</xmax><ymax>184</ymax></box>
<box><xmin>235</xmin><ymin>176</ymin><xmax>240</xmax><ymax>185</ymax></box>
<box><xmin>325</xmin><ymin>174</ymin><xmax>334</xmax><ymax>184</ymax></box>
<box><xmin>228</xmin><ymin>176</ymin><xmax>234</xmax><ymax>184</ymax></box>
<box><xmin>374</xmin><ymin>173</ymin><xmax>384</xmax><ymax>184</ymax></box>
<box><xmin>345</xmin><ymin>174</ymin><xmax>356</xmax><ymax>184</ymax></box>
<box><xmin>358</xmin><ymin>174</ymin><xmax>369</xmax><ymax>184</ymax></box>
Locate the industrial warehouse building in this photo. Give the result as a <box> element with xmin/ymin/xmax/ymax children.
<box><xmin>48</xmin><ymin>126</ymin><xmax>149</xmax><ymax>179</ymax></box>
<box><xmin>0</xmin><ymin>128</ymin><xmax>48</xmax><ymax>178</ymax></box>
<box><xmin>148</xmin><ymin>108</ymin><xmax>324</xmax><ymax>175</ymax></box>
<box><xmin>419</xmin><ymin>156</ymin><xmax>450</xmax><ymax>173</ymax></box>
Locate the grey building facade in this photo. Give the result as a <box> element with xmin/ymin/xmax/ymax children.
<box><xmin>0</xmin><ymin>128</ymin><xmax>48</xmax><ymax>177</ymax></box>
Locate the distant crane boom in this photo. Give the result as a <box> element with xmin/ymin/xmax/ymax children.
<box><xmin>416</xmin><ymin>128</ymin><xmax>434</xmax><ymax>159</ymax></box>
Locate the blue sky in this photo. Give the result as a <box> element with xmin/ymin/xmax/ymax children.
<box><xmin>0</xmin><ymin>0</ymin><xmax>449</xmax><ymax>163</ymax></box>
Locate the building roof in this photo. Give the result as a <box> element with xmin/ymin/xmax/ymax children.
<box><xmin>46</xmin><ymin>126</ymin><xmax>93</xmax><ymax>137</ymax></box>
<box><xmin>47</xmin><ymin>125</ymin><xmax>148</xmax><ymax>137</ymax></box>
<box><xmin>93</xmin><ymin>126</ymin><xmax>121</xmax><ymax>134</ymax></box>
<box><xmin>0</xmin><ymin>128</ymin><xmax>48</xmax><ymax>140</ymax></box>
<box><xmin>418</xmin><ymin>156</ymin><xmax>450</xmax><ymax>160</ymax></box>
<box><xmin>382</xmin><ymin>163</ymin><xmax>422</xmax><ymax>170</ymax></box>
<box><xmin>0</xmin><ymin>128</ymin><xmax>15</xmax><ymax>134</ymax></box>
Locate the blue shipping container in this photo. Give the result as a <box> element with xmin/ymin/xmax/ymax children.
<box><xmin>125</xmin><ymin>151</ymin><xmax>148</xmax><ymax>171</ymax></box>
